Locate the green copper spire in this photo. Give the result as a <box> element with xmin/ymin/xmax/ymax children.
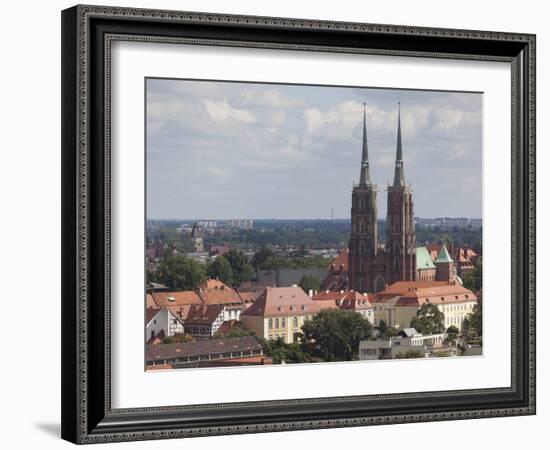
<box><xmin>435</xmin><ymin>243</ymin><xmax>453</xmax><ymax>263</ymax></box>
<box><xmin>359</xmin><ymin>102</ymin><xmax>372</xmax><ymax>186</ymax></box>
<box><xmin>393</xmin><ymin>103</ymin><xmax>405</xmax><ymax>187</ymax></box>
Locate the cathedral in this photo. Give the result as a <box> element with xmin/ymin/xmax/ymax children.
<box><xmin>348</xmin><ymin>103</ymin><xmax>456</xmax><ymax>293</ymax></box>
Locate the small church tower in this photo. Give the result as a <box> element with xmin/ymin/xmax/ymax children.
<box><xmin>190</xmin><ymin>222</ymin><xmax>204</xmax><ymax>252</ymax></box>
<box><xmin>435</xmin><ymin>243</ymin><xmax>457</xmax><ymax>283</ymax></box>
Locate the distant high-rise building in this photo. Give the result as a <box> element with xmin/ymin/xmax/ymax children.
<box><xmin>229</xmin><ymin>219</ymin><xmax>254</xmax><ymax>229</ymax></box>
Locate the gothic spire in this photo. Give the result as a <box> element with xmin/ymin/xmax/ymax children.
<box><xmin>359</xmin><ymin>102</ymin><xmax>372</xmax><ymax>186</ymax></box>
<box><xmin>393</xmin><ymin>103</ymin><xmax>405</xmax><ymax>187</ymax></box>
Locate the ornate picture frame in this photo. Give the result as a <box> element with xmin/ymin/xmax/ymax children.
<box><xmin>61</xmin><ymin>4</ymin><xmax>536</xmax><ymax>444</ymax></box>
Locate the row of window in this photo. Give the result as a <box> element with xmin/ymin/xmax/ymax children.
<box><xmin>268</xmin><ymin>316</ymin><xmax>304</xmax><ymax>329</ymax></box>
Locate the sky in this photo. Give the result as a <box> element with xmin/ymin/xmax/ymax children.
<box><xmin>146</xmin><ymin>78</ymin><xmax>482</xmax><ymax>220</ymax></box>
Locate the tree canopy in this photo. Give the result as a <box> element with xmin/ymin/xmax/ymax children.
<box><xmin>213</xmin><ymin>326</ymin><xmax>252</xmax><ymax>339</ymax></box>
<box><xmin>298</xmin><ymin>274</ymin><xmax>321</xmax><ymax>294</ymax></box>
<box><xmin>467</xmin><ymin>292</ymin><xmax>482</xmax><ymax>336</ymax></box>
<box><xmin>300</xmin><ymin>309</ymin><xmax>373</xmax><ymax>361</ymax></box>
<box><xmin>224</xmin><ymin>249</ymin><xmax>254</xmax><ymax>287</ymax></box>
<box><xmin>463</xmin><ymin>259</ymin><xmax>482</xmax><ymax>292</ymax></box>
<box><xmin>410</xmin><ymin>303</ymin><xmax>446</xmax><ymax>335</ymax></box>
<box><xmin>258</xmin><ymin>337</ymin><xmax>314</xmax><ymax>364</ymax></box>
<box><xmin>156</xmin><ymin>254</ymin><xmax>206</xmax><ymax>290</ymax></box>
<box><xmin>207</xmin><ymin>256</ymin><xmax>234</xmax><ymax>286</ymax></box>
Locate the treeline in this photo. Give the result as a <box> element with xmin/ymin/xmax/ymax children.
<box><xmin>147</xmin><ymin>222</ymin><xmax>482</xmax><ymax>254</ymax></box>
<box><xmin>149</xmin><ymin>249</ymin><xmax>255</xmax><ymax>290</ymax></box>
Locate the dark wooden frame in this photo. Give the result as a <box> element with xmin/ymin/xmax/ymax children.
<box><xmin>61</xmin><ymin>4</ymin><xmax>536</xmax><ymax>444</ymax></box>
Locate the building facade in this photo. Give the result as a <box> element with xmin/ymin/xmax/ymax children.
<box><xmin>359</xmin><ymin>329</ymin><xmax>449</xmax><ymax>360</ymax></box>
<box><xmin>240</xmin><ymin>286</ymin><xmax>321</xmax><ymax>343</ymax></box>
<box><xmin>370</xmin><ymin>279</ymin><xmax>478</xmax><ymax>331</ymax></box>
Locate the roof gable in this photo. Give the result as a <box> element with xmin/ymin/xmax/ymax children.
<box><xmin>416</xmin><ymin>246</ymin><xmax>436</xmax><ymax>269</ymax></box>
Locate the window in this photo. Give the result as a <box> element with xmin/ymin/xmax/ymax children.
<box><xmin>268</xmin><ymin>319</ymin><xmax>273</xmax><ymax>329</ymax></box>
<box><xmin>275</xmin><ymin>318</ymin><xmax>279</xmax><ymax>328</ymax></box>
<box><xmin>293</xmin><ymin>317</ymin><xmax>298</xmax><ymax>328</ymax></box>
<box><xmin>281</xmin><ymin>318</ymin><xmax>286</xmax><ymax>328</ymax></box>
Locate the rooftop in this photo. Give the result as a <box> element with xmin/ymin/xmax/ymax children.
<box><xmin>146</xmin><ymin>336</ymin><xmax>262</xmax><ymax>361</ymax></box>
<box><xmin>242</xmin><ymin>286</ymin><xmax>321</xmax><ymax>317</ymax></box>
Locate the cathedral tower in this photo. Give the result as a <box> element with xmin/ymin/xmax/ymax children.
<box><xmin>386</xmin><ymin>104</ymin><xmax>416</xmax><ymax>283</ymax></box>
<box><xmin>349</xmin><ymin>103</ymin><xmax>379</xmax><ymax>293</ymax></box>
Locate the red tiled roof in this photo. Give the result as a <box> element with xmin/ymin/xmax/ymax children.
<box><xmin>198</xmin><ymin>279</ymin><xmax>242</xmax><ymax>306</ymax></box>
<box><xmin>312</xmin><ymin>290</ymin><xmax>372</xmax><ymax>310</ymax></box>
<box><xmin>209</xmin><ymin>245</ymin><xmax>230</xmax><ymax>256</ymax></box>
<box><xmin>146</xmin><ymin>293</ymin><xmax>157</xmax><ymax>308</ymax></box>
<box><xmin>147</xmin><ymin>329</ymin><xmax>165</xmax><ymax>345</ymax></box>
<box><xmin>185</xmin><ymin>304</ymin><xmax>224</xmax><ymax>325</ymax></box>
<box><xmin>327</xmin><ymin>248</ymin><xmax>349</xmax><ymax>272</ymax></box>
<box><xmin>151</xmin><ymin>291</ymin><xmax>202</xmax><ymax>307</ymax></box>
<box><xmin>237</xmin><ymin>290</ymin><xmax>262</xmax><ymax>304</ymax></box>
<box><xmin>372</xmin><ymin>281</ymin><xmax>477</xmax><ymax>306</ymax></box>
<box><xmin>215</xmin><ymin>320</ymin><xmax>240</xmax><ymax>335</ymax></box>
<box><xmin>146</xmin><ymin>308</ymin><xmax>160</xmax><ymax>325</ymax></box>
<box><xmin>242</xmin><ymin>286</ymin><xmax>321</xmax><ymax>317</ymax></box>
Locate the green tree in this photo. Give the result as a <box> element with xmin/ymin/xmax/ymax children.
<box><xmin>251</xmin><ymin>247</ymin><xmax>274</xmax><ymax>270</ymax></box>
<box><xmin>224</xmin><ymin>249</ymin><xmax>254</xmax><ymax>287</ymax></box>
<box><xmin>162</xmin><ymin>334</ymin><xmax>195</xmax><ymax>344</ymax></box>
<box><xmin>467</xmin><ymin>294</ymin><xmax>483</xmax><ymax>336</ymax></box>
<box><xmin>378</xmin><ymin>319</ymin><xmax>388</xmax><ymax>335</ymax></box>
<box><xmin>410</xmin><ymin>303</ymin><xmax>445</xmax><ymax>335</ymax></box>
<box><xmin>157</xmin><ymin>254</ymin><xmax>206</xmax><ymax>290</ymax></box>
<box><xmin>207</xmin><ymin>256</ymin><xmax>234</xmax><ymax>285</ymax></box>
<box><xmin>213</xmin><ymin>326</ymin><xmax>252</xmax><ymax>339</ymax></box>
<box><xmin>463</xmin><ymin>259</ymin><xmax>482</xmax><ymax>292</ymax></box>
<box><xmin>300</xmin><ymin>309</ymin><xmax>373</xmax><ymax>362</ymax></box>
<box><xmin>298</xmin><ymin>274</ymin><xmax>321</xmax><ymax>294</ymax></box>
<box><xmin>445</xmin><ymin>325</ymin><xmax>460</xmax><ymax>344</ymax></box>
<box><xmin>258</xmin><ymin>337</ymin><xmax>313</xmax><ymax>364</ymax></box>
<box><xmin>395</xmin><ymin>349</ymin><xmax>424</xmax><ymax>359</ymax></box>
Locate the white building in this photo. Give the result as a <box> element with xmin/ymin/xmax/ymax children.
<box><xmin>146</xmin><ymin>308</ymin><xmax>185</xmax><ymax>343</ymax></box>
<box><xmin>371</xmin><ymin>281</ymin><xmax>478</xmax><ymax>332</ymax></box>
<box><xmin>359</xmin><ymin>328</ymin><xmax>449</xmax><ymax>360</ymax></box>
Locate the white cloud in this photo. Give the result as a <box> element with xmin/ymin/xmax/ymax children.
<box><xmin>203</xmin><ymin>99</ymin><xmax>256</xmax><ymax>124</ymax></box>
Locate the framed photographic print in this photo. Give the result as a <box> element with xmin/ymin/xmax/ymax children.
<box><xmin>61</xmin><ymin>4</ymin><xmax>536</xmax><ymax>444</ymax></box>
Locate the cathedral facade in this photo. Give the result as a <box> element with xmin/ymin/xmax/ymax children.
<box><xmin>349</xmin><ymin>104</ymin><xmax>451</xmax><ymax>293</ymax></box>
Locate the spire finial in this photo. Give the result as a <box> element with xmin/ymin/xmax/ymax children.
<box><xmin>392</xmin><ymin>103</ymin><xmax>405</xmax><ymax>187</ymax></box>
<box><xmin>359</xmin><ymin>101</ymin><xmax>372</xmax><ymax>186</ymax></box>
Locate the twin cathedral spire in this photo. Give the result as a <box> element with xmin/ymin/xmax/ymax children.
<box><xmin>349</xmin><ymin>102</ymin><xmax>416</xmax><ymax>293</ymax></box>
<box><xmin>358</xmin><ymin>102</ymin><xmax>406</xmax><ymax>188</ymax></box>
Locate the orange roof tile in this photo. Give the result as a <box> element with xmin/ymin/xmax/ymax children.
<box><xmin>151</xmin><ymin>291</ymin><xmax>202</xmax><ymax>307</ymax></box>
<box><xmin>327</xmin><ymin>248</ymin><xmax>349</xmax><ymax>272</ymax></box>
<box><xmin>198</xmin><ymin>279</ymin><xmax>242</xmax><ymax>306</ymax></box>
<box><xmin>242</xmin><ymin>286</ymin><xmax>321</xmax><ymax>317</ymax></box>
<box><xmin>372</xmin><ymin>281</ymin><xmax>477</xmax><ymax>307</ymax></box>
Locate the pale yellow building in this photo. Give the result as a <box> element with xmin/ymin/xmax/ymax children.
<box><xmin>371</xmin><ymin>281</ymin><xmax>477</xmax><ymax>332</ymax></box>
<box><xmin>240</xmin><ymin>286</ymin><xmax>321</xmax><ymax>343</ymax></box>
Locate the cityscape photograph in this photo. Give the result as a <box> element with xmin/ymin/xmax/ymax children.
<box><xmin>144</xmin><ymin>78</ymin><xmax>483</xmax><ymax>370</ymax></box>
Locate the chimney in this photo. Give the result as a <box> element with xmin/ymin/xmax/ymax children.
<box><xmin>308</xmin><ymin>289</ymin><xmax>313</xmax><ymax>298</ymax></box>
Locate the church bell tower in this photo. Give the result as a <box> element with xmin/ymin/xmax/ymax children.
<box><xmin>386</xmin><ymin>103</ymin><xmax>416</xmax><ymax>283</ymax></box>
<box><xmin>349</xmin><ymin>103</ymin><xmax>378</xmax><ymax>293</ymax></box>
